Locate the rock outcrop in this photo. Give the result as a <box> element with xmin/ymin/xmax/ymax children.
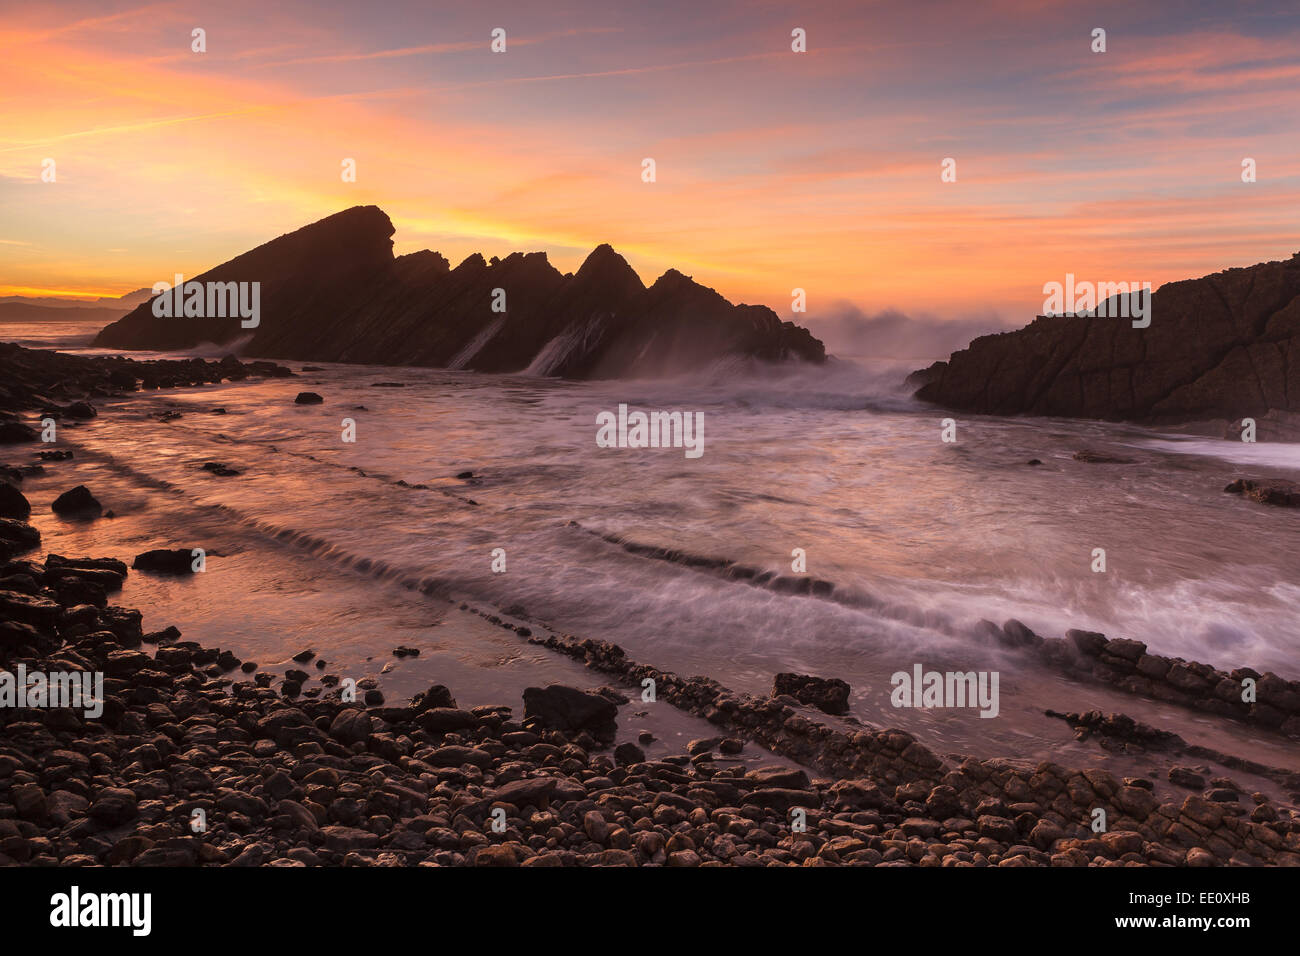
<box><xmin>1224</xmin><ymin>477</ymin><xmax>1300</xmax><ymax>508</ymax></box>
<box><xmin>94</xmin><ymin>206</ymin><xmax>826</xmax><ymax>378</ymax></box>
<box><xmin>910</xmin><ymin>252</ymin><xmax>1300</xmax><ymax>423</ymax></box>
<box><xmin>772</xmin><ymin>672</ymin><xmax>851</xmax><ymax>716</ymax></box>
<box><xmin>0</xmin><ymin>342</ymin><xmax>291</xmax><ymax>417</ymax></box>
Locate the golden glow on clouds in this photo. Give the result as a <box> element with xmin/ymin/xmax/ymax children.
<box><xmin>1</xmin><ymin>0</ymin><xmax>1298</xmax><ymax>325</ymax></box>
<box><xmin>0</xmin><ymin>285</ymin><xmax>121</xmax><ymax>299</ymax></box>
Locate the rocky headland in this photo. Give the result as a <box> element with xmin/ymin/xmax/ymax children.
<box><xmin>93</xmin><ymin>207</ymin><xmax>826</xmax><ymax>379</ymax></box>
<box><xmin>910</xmin><ymin>252</ymin><xmax>1300</xmax><ymax>436</ymax></box>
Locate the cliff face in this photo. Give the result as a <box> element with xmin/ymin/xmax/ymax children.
<box><xmin>910</xmin><ymin>253</ymin><xmax>1300</xmax><ymax>423</ymax></box>
<box><xmin>93</xmin><ymin>206</ymin><xmax>825</xmax><ymax>377</ymax></box>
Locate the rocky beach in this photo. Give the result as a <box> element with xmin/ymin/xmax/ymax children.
<box><xmin>2</xmin><ymin>345</ymin><xmax>1298</xmax><ymax>868</ymax></box>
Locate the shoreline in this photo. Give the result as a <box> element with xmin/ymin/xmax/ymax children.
<box><xmin>1</xmin><ymin>345</ymin><xmax>1298</xmax><ymax>866</ymax></box>
<box><xmin>2</xmin><ymin>528</ymin><xmax>1298</xmax><ymax>866</ymax></box>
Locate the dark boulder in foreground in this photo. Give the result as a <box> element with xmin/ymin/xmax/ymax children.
<box><xmin>0</xmin><ymin>421</ymin><xmax>36</xmax><ymax>443</ymax></box>
<box><xmin>51</xmin><ymin>485</ymin><xmax>101</xmax><ymax>517</ymax></box>
<box><xmin>911</xmin><ymin>252</ymin><xmax>1300</xmax><ymax>424</ymax></box>
<box><xmin>0</xmin><ymin>517</ymin><xmax>40</xmax><ymax>558</ymax></box>
<box><xmin>93</xmin><ymin>206</ymin><xmax>826</xmax><ymax>379</ymax></box>
<box><xmin>1225</xmin><ymin>477</ymin><xmax>1300</xmax><ymax>507</ymax></box>
<box><xmin>523</xmin><ymin>684</ymin><xmax>617</xmax><ymax>739</ymax></box>
<box><xmin>411</xmin><ymin>683</ymin><xmax>457</xmax><ymax>712</ymax></box>
<box><xmin>0</xmin><ymin>483</ymin><xmax>30</xmax><ymax>520</ymax></box>
<box><xmin>43</xmin><ymin>401</ymin><xmax>97</xmax><ymax>420</ymax></box>
<box><xmin>773</xmin><ymin>672</ymin><xmax>852</xmax><ymax>715</ymax></box>
<box><xmin>294</xmin><ymin>392</ymin><xmax>323</xmax><ymax>405</ymax></box>
<box><xmin>491</xmin><ymin>776</ymin><xmax>557</xmax><ymax>808</ymax></box>
<box><xmin>613</xmin><ymin>741</ymin><xmax>646</xmax><ymax>765</ymax></box>
<box><xmin>132</xmin><ymin>548</ymin><xmax>197</xmax><ymax>574</ymax></box>
<box><xmin>45</xmin><ymin>554</ymin><xmax>128</xmax><ymax>584</ymax></box>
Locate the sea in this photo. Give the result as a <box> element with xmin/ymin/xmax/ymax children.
<box><xmin>5</xmin><ymin>316</ymin><xmax>1298</xmax><ymax>770</ymax></box>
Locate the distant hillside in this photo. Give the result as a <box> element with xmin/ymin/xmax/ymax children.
<box><xmin>0</xmin><ymin>303</ymin><xmax>129</xmax><ymax>324</ymax></box>
<box><xmin>0</xmin><ymin>288</ymin><xmax>150</xmax><ymax>311</ymax></box>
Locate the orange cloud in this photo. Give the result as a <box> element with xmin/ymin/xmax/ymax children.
<box><xmin>1</xmin><ymin>0</ymin><xmax>1297</xmax><ymax>327</ymax></box>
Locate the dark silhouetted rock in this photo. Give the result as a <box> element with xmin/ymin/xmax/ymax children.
<box><xmin>294</xmin><ymin>392</ymin><xmax>323</xmax><ymax>404</ymax></box>
<box><xmin>1068</xmin><ymin>629</ymin><xmax>1108</xmax><ymax>656</ymax></box>
<box><xmin>492</xmin><ymin>776</ymin><xmax>557</xmax><ymax>808</ymax></box>
<box><xmin>93</xmin><ymin>207</ymin><xmax>826</xmax><ymax>378</ymax></box>
<box><xmin>614</xmin><ymin>742</ymin><xmax>646</xmax><ymax>766</ymax></box>
<box><xmin>0</xmin><ymin>342</ymin><xmax>292</xmax><ymax>420</ymax></box>
<box><xmin>1225</xmin><ymin>477</ymin><xmax>1300</xmax><ymax>507</ymax></box>
<box><xmin>1169</xmin><ymin>767</ymin><xmax>1207</xmax><ymax>790</ymax></box>
<box><xmin>523</xmin><ymin>684</ymin><xmax>618</xmax><ymax>738</ymax></box>
<box><xmin>911</xmin><ymin>252</ymin><xmax>1300</xmax><ymax>423</ymax></box>
<box><xmin>89</xmin><ymin>787</ymin><xmax>138</xmax><ymax>825</ymax></box>
<box><xmin>773</xmin><ymin>672</ymin><xmax>851</xmax><ymax>715</ymax></box>
<box><xmin>411</xmin><ymin>684</ymin><xmax>456</xmax><ymax>711</ymax></box>
<box><xmin>51</xmin><ymin>485</ymin><xmax>101</xmax><ymax>517</ymax></box>
<box><xmin>45</xmin><ymin>554</ymin><xmax>127</xmax><ymax>590</ymax></box>
<box><xmin>415</xmin><ymin>708</ymin><xmax>478</xmax><ymax>733</ymax></box>
<box><xmin>0</xmin><ymin>483</ymin><xmax>30</xmax><ymax>520</ymax></box>
<box><xmin>132</xmin><ymin>548</ymin><xmax>196</xmax><ymax>574</ymax></box>
<box><xmin>329</xmin><ymin>708</ymin><xmax>372</xmax><ymax>744</ymax></box>
<box><xmin>0</xmin><ymin>421</ymin><xmax>36</xmax><ymax>443</ymax></box>
<box><xmin>0</xmin><ymin>517</ymin><xmax>40</xmax><ymax>555</ymax></box>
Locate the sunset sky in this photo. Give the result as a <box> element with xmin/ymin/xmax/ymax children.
<box><xmin>1</xmin><ymin>0</ymin><xmax>1298</xmax><ymax>331</ymax></box>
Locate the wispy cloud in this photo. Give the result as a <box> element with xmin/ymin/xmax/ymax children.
<box><xmin>1</xmin><ymin>0</ymin><xmax>1297</xmax><ymax>315</ymax></box>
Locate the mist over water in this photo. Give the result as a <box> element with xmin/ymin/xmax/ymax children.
<box><xmin>0</xmin><ymin>320</ymin><xmax>103</xmax><ymax>351</ymax></box>
<box><xmin>11</xmin><ymin>319</ymin><xmax>1300</xmax><ymax>761</ymax></box>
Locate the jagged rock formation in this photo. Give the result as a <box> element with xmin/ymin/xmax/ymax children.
<box><xmin>94</xmin><ymin>207</ymin><xmax>825</xmax><ymax>378</ymax></box>
<box><xmin>910</xmin><ymin>253</ymin><xmax>1300</xmax><ymax>422</ymax></box>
